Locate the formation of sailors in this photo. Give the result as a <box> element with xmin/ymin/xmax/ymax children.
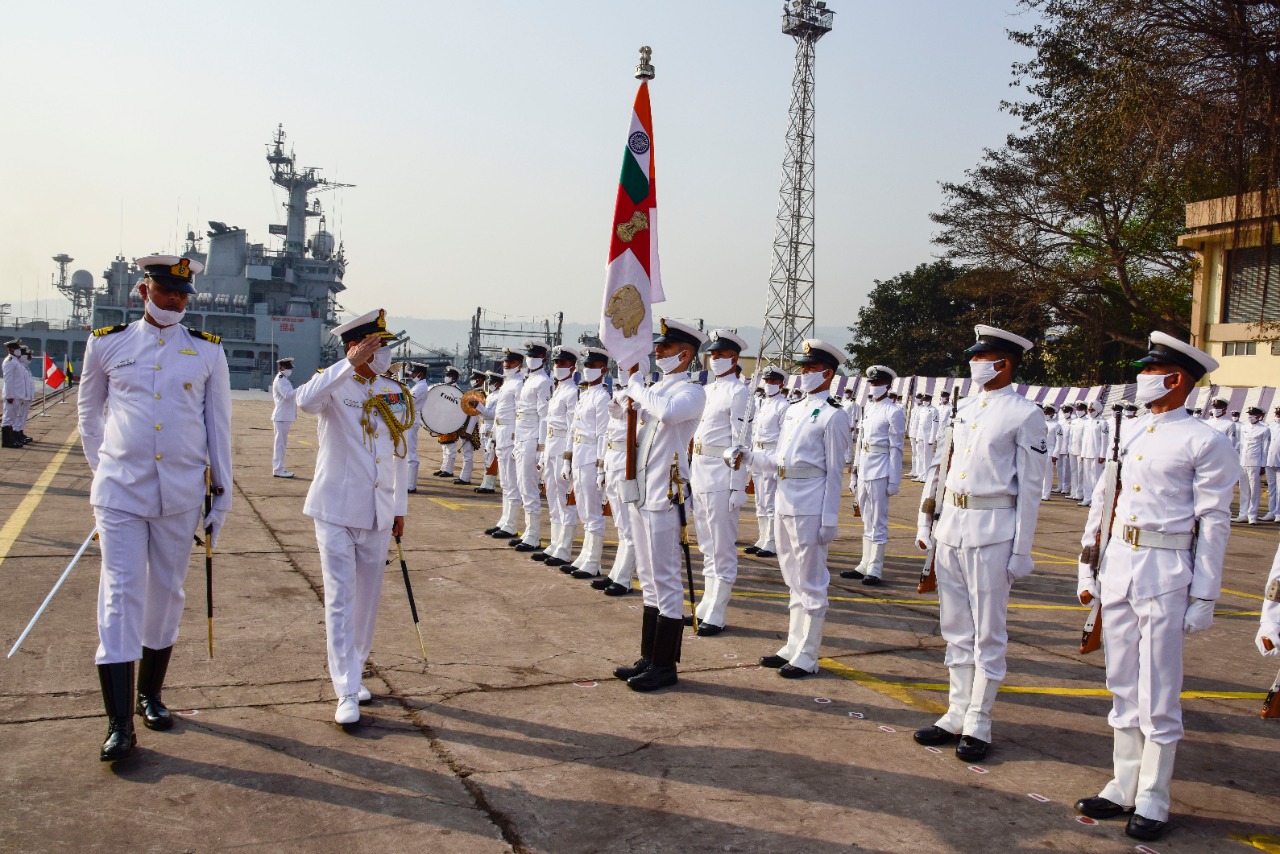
<box><xmin>62</xmin><ymin>251</ymin><xmax>1280</xmax><ymax>847</ymax></box>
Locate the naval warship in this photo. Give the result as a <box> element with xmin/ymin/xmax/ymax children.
<box><xmin>0</xmin><ymin>126</ymin><xmax>351</xmax><ymax>390</ymax></box>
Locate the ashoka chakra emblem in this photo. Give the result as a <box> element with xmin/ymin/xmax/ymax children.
<box><xmin>628</xmin><ymin>131</ymin><xmax>650</xmax><ymax>155</ymax></box>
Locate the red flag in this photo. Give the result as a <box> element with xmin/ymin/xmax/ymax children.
<box><xmin>43</xmin><ymin>353</ymin><xmax>65</xmax><ymax>389</ymax></box>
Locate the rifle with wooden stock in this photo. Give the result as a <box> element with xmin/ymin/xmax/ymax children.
<box><xmin>917</xmin><ymin>394</ymin><xmax>958</xmax><ymax>594</ymax></box>
<box><xmin>1078</xmin><ymin>409</ymin><xmax>1124</xmax><ymax>654</ymax></box>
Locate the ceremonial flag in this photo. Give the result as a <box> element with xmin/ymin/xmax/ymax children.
<box><xmin>599</xmin><ymin>79</ymin><xmax>664</xmax><ymax>372</ymax></box>
<box><xmin>43</xmin><ymin>353</ymin><xmax>65</xmax><ymax>389</ymax></box>
<box><xmin>64</xmin><ymin>355</ymin><xmax>74</xmax><ymax>385</ymax></box>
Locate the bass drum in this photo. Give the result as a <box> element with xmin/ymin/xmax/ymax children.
<box><xmin>420</xmin><ymin>383</ymin><xmax>468</xmax><ymax>436</ymax></box>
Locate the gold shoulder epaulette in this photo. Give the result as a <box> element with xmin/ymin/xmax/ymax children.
<box><xmin>186</xmin><ymin>326</ymin><xmax>221</xmax><ymax>344</ymax></box>
<box><xmin>92</xmin><ymin>324</ymin><xmax>127</xmax><ymax>337</ymax></box>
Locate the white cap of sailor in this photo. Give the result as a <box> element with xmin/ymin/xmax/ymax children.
<box><xmin>865</xmin><ymin>364</ymin><xmax>897</xmax><ymax>384</ymax></box>
<box><xmin>793</xmin><ymin>338</ymin><xmax>844</xmax><ymax>371</ymax></box>
<box><xmin>580</xmin><ymin>346</ymin><xmax>611</xmax><ymax>366</ymax></box>
<box><xmin>332</xmin><ymin>308</ymin><xmax>397</xmax><ymax>344</ymax></box>
<box><xmin>136</xmin><ymin>254</ymin><xmax>205</xmax><ymax>294</ymax></box>
<box><xmin>551</xmin><ymin>344</ymin><xmax>581</xmax><ymax>364</ymax></box>
<box><xmin>444</xmin><ymin>364</ymin><xmax>461</xmax><ymax>379</ymax></box>
<box><xmin>965</xmin><ymin>324</ymin><xmax>1034</xmax><ymax>357</ymax></box>
<box><xmin>705</xmin><ymin>329</ymin><xmax>749</xmax><ymax>354</ymax></box>
<box><xmin>653</xmin><ymin>317</ymin><xmax>709</xmax><ymax>349</ymax></box>
<box><xmin>1131</xmin><ymin>330</ymin><xmax>1218</xmax><ymax>381</ymax></box>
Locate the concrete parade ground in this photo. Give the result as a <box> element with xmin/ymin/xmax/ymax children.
<box><xmin>1</xmin><ymin>391</ymin><xmax>1277</xmax><ymax>853</ymax></box>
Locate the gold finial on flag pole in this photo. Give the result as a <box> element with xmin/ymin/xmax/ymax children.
<box><xmin>636</xmin><ymin>45</ymin><xmax>655</xmax><ymax>80</ymax></box>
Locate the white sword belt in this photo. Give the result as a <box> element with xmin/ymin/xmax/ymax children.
<box><xmin>948</xmin><ymin>493</ymin><xmax>1016</xmax><ymax>510</ymax></box>
<box><xmin>779</xmin><ymin>464</ymin><xmax>824</xmax><ymax>480</ymax></box>
<box><xmin>516</xmin><ymin>413</ymin><xmax>539</xmax><ymax>421</ymax></box>
<box><xmin>574</xmin><ymin>433</ymin><xmax>593</xmax><ymax>444</ymax></box>
<box><xmin>607</xmin><ymin>439</ymin><xmax>621</xmax><ymax>451</ymax></box>
<box><xmin>754</xmin><ymin>440</ymin><xmax>778</xmax><ymax>450</ymax></box>
<box><xmin>862</xmin><ymin>442</ymin><xmax>889</xmax><ymax>453</ymax></box>
<box><xmin>1113</xmin><ymin>525</ymin><xmax>1193</xmax><ymax>550</ymax></box>
<box><xmin>693</xmin><ymin>442</ymin><xmax>731</xmax><ymax>458</ymax></box>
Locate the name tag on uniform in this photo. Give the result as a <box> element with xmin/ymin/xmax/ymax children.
<box><xmin>343</xmin><ymin>398</ymin><xmax>361</xmax><ymax>407</ymax></box>
<box><xmin>111</xmin><ymin>358</ymin><xmax>135</xmax><ymax>369</ymax></box>
<box><xmin>179</xmin><ymin>348</ymin><xmax>198</xmax><ymax>355</ymax></box>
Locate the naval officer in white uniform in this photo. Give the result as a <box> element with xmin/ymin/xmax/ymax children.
<box><xmin>78</xmin><ymin>253</ymin><xmax>232</xmax><ymax>761</ymax></box>
<box><xmin>511</xmin><ymin>341</ymin><xmax>552</xmax><ymax>552</ymax></box>
<box><xmin>434</xmin><ymin>366</ymin><xmax>463</xmax><ymax>478</ymax></box>
<box><xmin>612</xmin><ymin>319</ymin><xmax>707</xmax><ymax>692</ymax></box>
<box><xmin>478</xmin><ymin>352</ymin><xmax>524</xmax><ymax>536</ymax></box>
<box><xmin>913</xmin><ymin>325</ymin><xmax>1047</xmax><ymax>763</ymax></box>
<box><xmin>271</xmin><ymin>357</ymin><xmax>297</xmax><ymax>478</ymax></box>
<box><xmin>1</xmin><ymin>338</ymin><xmax>22</xmax><ymax>448</ymax></box>
<box><xmin>535</xmin><ymin>345</ymin><xmax>580</xmax><ymax>566</ymax></box>
<box><xmin>1073</xmin><ymin>332</ymin><xmax>1237</xmax><ymax>842</ymax></box>
<box><xmin>842</xmin><ymin>365</ymin><xmax>904</xmax><ymax>585</ymax></box>
<box><xmin>745</xmin><ymin>367</ymin><xmax>790</xmax><ymax>559</ymax></box>
<box><xmin>404</xmin><ymin>363</ymin><xmax>430</xmax><ymax>492</ymax></box>
<box><xmin>296</xmin><ymin>308</ymin><xmax>411</xmax><ymax>726</ymax></box>
<box><xmin>691</xmin><ymin>329</ymin><xmax>751</xmax><ymax>635</ymax></box>
<box><xmin>564</xmin><ymin>347</ymin><xmax>611</xmax><ymax>578</ymax></box>
<box><xmin>1236</xmin><ymin>405</ymin><xmax>1270</xmax><ymax>524</ymax></box>
<box><xmin>593</xmin><ymin>377</ymin><xmax>638</xmax><ymax>595</ymax></box>
<box><xmin>734</xmin><ymin>340</ymin><xmax>851</xmax><ymax>677</ymax></box>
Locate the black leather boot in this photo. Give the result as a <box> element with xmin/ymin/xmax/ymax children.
<box><xmin>1</xmin><ymin>426</ymin><xmax>16</xmax><ymax>448</ymax></box>
<box><xmin>98</xmin><ymin>662</ymin><xmax>137</xmax><ymax>761</ymax></box>
<box><xmin>614</xmin><ymin>605</ymin><xmax>658</xmax><ymax>680</ymax></box>
<box><xmin>627</xmin><ymin>615</ymin><xmax>683</xmax><ymax>692</ymax></box>
<box><xmin>136</xmin><ymin>646</ymin><xmax>174</xmax><ymax>730</ymax></box>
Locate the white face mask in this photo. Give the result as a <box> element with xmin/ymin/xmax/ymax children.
<box><xmin>1134</xmin><ymin>373</ymin><xmax>1173</xmax><ymax>405</ymax></box>
<box><xmin>368</xmin><ymin>347</ymin><xmax>392</xmax><ymax>375</ymax></box>
<box><xmin>1212</xmin><ymin>407</ymin><xmax>1226</xmax><ymax>417</ymax></box>
<box><xmin>526</xmin><ymin>357</ymin><xmax>544</xmax><ymax>372</ymax></box>
<box><xmin>281</xmin><ymin>369</ymin><xmax>292</xmax><ymax>378</ymax></box>
<box><xmin>968</xmin><ymin>359</ymin><xmax>1001</xmax><ymax>388</ymax></box>
<box><xmin>869</xmin><ymin>384</ymin><xmax>888</xmax><ymax>400</ymax></box>
<box><xmin>710</xmin><ymin>357</ymin><xmax>735</xmax><ymax>377</ymax></box>
<box><xmin>764</xmin><ymin>383</ymin><xmax>782</xmax><ymax>397</ymax></box>
<box><xmin>799</xmin><ymin>371</ymin><xmax>827</xmax><ymax>394</ymax></box>
<box><xmin>656</xmin><ymin>354</ymin><xmax>685</xmax><ymax>374</ymax></box>
<box><xmin>146</xmin><ymin>303</ymin><xmax>187</xmax><ymax>327</ymax></box>
<box><xmin>582</xmin><ymin>366</ymin><xmax>603</xmax><ymax>383</ymax></box>
<box><xmin>1249</xmin><ymin>414</ymin><xmax>1261</xmax><ymax>424</ymax></box>
<box><xmin>554</xmin><ymin>365</ymin><xmax>573</xmax><ymax>381</ymax></box>
<box><xmin>503</xmin><ymin>366</ymin><xmax>521</xmax><ymax>380</ymax></box>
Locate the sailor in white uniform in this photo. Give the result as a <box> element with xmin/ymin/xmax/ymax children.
<box><xmin>451</xmin><ymin>371</ymin><xmax>480</xmax><ymax>486</ymax></box>
<box><xmin>1</xmin><ymin>338</ymin><xmax>21</xmax><ymax>448</ymax></box>
<box><xmin>691</xmin><ymin>329</ymin><xmax>751</xmax><ymax>635</ymax></box>
<box><xmin>1069</xmin><ymin>402</ymin><xmax>1088</xmax><ymax>500</ymax></box>
<box><xmin>1078</xmin><ymin>402</ymin><xmax>1109</xmax><ymax>507</ymax></box>
<box><xmin>564</xmin><ymin>347</ymin><xmax>612</xmax><ymax>578</ymax></box>
<box><xmin>296</xmin><ymin>308</ymin><xmax>411</xmax><ymax>726</ymax></box>
<box><xmin>734</xmin><ymin>340</ymin><xmax>851</xmax><ymax>677</ymax></box>
<box><xmin>404</xmin><ymin>363</ymin><xmax>429</xmax><ymax>492</ymax></box>
<box><xmin>534</xmin><ymin>345</ymin><xmax>580</xmax><ymax>566</ymax></box>
<box><xmin>593</xmin><ymin>378</ymin><xmax>638</xmax><ymax>595</ymax></box>
<box><xmin>913</xmin><ymin>325</ymin><xmax>1047</xmax><ymax>763</ymax></box>
<box><xmin>473</xmin><ymin>370</ymin><xmax>503</xmax><ymax>495</ymax></box>
<box><xmin>11</xmin><ymin>345</ymin><xmax>35</xmax><ymax>444</ymax></box>
<box><xmin>479</xmin><ymin>353</ymin><xmax>524</xmax><ymax>536</ymax></box>
<box><xmin>612</xmin><ymin>319</ymin><xmax>707</xmax><ymax>692</ymax></box>
<box><xmin>271</xmin><ymin>357</ymin><xmax>298</xmax><ymax>478</ymax></box>
<box><xmin>1042</xmin><ymin>406</ymin><xmax>1061</xmax><ymax>500</ymax></box>
<box><xmin>77</xmin><ymin>253</ymin><xmax>232</xmax><ymax>760</ymax></box>
<box><xmin>916</xmin><ymin>395</ymin><xmax>940</xmax><ymax>483</ymax></box>
<box><xmin>434</xmin><ymin>366</ymin><xmax>463</xmax><ymax>478</ymax></box>
<box><xmin>511</xmin><ymin>342</ymin><xmax>552</xmax><ymax>552</ymax></box>
<box><xmin>1073</xmin><ymin>332</ymin><xmax>1237</xmax><ymax>842</ymax></box>
<box><xmin>841</xmin><ymin>365</ymin><xmax>904</xmax><ymax>585</ymax></box>
<box><xmin>745</xmin><ymin>367</ymin><xmax>790</xmax><ymax>559</ymax></box>
<box><xmin>1205</xmin><ymin>398</ymin><xmax>1239</xmax><ymax>450</ymax></box>
<box><xmin>1259</xmin><ymin>547</ymin><xmax>1280</xmax><ymax>655</ymax></box>
<box><xmin>1235</xmin><ymin>405</ymin><xmax>1270</xmax><ymax>524</ymax></box>
<box><xmin>1055</xmin><ymin>406</ymin><xmax>1074</xmax><ymax>495</ymax></box>
<box><xmin>1265</xmin><ymin>406</ymin><xmax>1280</xmax><ymax>521</ymax></box>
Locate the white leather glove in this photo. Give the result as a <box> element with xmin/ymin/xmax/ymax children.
<box><xmin>203</xmin><ymin>507</ymin><xmax>229</xmax><ymax>549</ymax></box>
<box><xmin>818</xmin><ymin>525</ymin><xmax>838</xmax><ymax>544</ymax></box>
<box><xmin>886</xmin><ymin>480</ymin><xmax>900</xmax><ymax>497</ymax></box>
<box><xmin>915</xmin><ymin>511</ymin><xmax>932</xmax><ymax>551</ymax></box>
<box><xmin>1257</xmin><ymin>621</ymin><xmax>1280</xmax><ymax>656</ymax></box>
<box><xmin>1076</xmin><ymin>562</ymin><xmax>1099</xmax><ymax>605</ymax></box>
<box><xmin>560</xmin><ymin>465</ymin><xmax>572</xmax><ymax>483</ymax></box>
<box><xmin>1007</xmin><ymin>553</ymin><xmax>1034</xmax><ymax>582</ymax></box>
<box><xmin>1183</xmin><ymin>598</ymin><xmax>1215</xmax><ymax>634</ymax></box>
<box><xmin>729</xmin><ymin>490</ymin><xmax>747</xmax><ymax>512</ymax></box>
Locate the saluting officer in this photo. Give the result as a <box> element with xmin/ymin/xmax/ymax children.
<box><xmin>735</xmin><ymin>340</ymin><xmax>851</xmax><ymax>677</ymax></box>
<box><xmin>536</xmin><ymin>345</ymin><xmax>580</xmax><ymax>566</ymax></box>
<box><xmin>272</xmin><ymin>357</ymin><xmax>297</xmax><ymax>478</ymax></box>
<box><xmin>78</xmin><ymin>253</ymin><xmax>232</xmax><ymax>761</ymax></box>
<box><xmin>745</xmin><ymin>366</ymin><xmax>790</xmax><ymax>559</ymax></box>
<box><xmin>913</xmin><ymin>325</ymin><xmax>1047</xmax><ymax>762</ymax></box>
<box><xmin>1073</xmin><ymin>332</ymin><xmax>1237</xmax><ymax>842</ymax></box>
<box><xmin>612</xmin><ymin>319</ymin><xmax>707</xmax><ymax>692</ymax></box>
<box><xmin>691</xmin><ymin>329</ymin><xmax>751</xmax><ymax>636</ymax></box>
<box><xmin>511</xmin><ymin>342</ymin><xmax>552</xmax><ymax>551</ymax></box>
<box><xmin>478</xmin><ymin>352</ymin><xmax>525</xmax><ymax>535</ymax></box>
<box><xmin>842</xmin><ymin>365</ymin><xmax>904</xmax><ymax>585</ymax></box>
<box><xmin>296</xmin><ymin>309</ymin><xmax>411</xmax><ymax>726</ymax></box>
<box><xmin>564</xmin><ymin>346</ymin><xmax>612</xmax><ymax>578</ymax></box>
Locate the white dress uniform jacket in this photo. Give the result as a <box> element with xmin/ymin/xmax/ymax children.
<box><xmin>272</xmin><ymin>372</ymin><xmax>298</xmax><ymax>422</ymax></box>
<box><xmin>296</xmin><ymin>360</ymin><xmax>410</xmax><ymax>531</ymax></box>
<box><xmin>1207</xmin><ymin>413</ymin><xmax>1239</xmax><ymax>450</ymax></box>
<box><xmin>570</xmin><ymin>383</ymin><xmax>610</xmax><ymax>537</ymax></box>
<box><xmin>1239</xmin><ymin>420</ymin><xmax>1271</xmax><ymax>467</ymax></box>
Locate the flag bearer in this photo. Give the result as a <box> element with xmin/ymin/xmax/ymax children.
<box><xmin>78</xmin><ymin>253</ymin><xmax>232</xmax><ymax>760</ymax></box>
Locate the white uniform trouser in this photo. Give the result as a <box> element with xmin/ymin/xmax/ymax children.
<box><xmin>545</xmin><ymin>453</ymin><xmax>571</xmax><ymax>530</ymax></box>
<box><xmin>94</xmin><ymin>505</ymin><xmax>203</xmax><ymax>664</ymax></box>
<box><xmin>496</xmin><ymin>444</ymin><xmax>519</xmax><ymax>531</ymax></box>
<box><xmin>13</xmin><ymin>399</ymin><xmax>30</xmax><ymax>430</ymax></box>
<box><xmin>921</xmin><ymin>442</ymin><xmax>937</xmax><ymax>477</ymax></box>
<box><xmin>572</xmin><ymin>464</ymin><xmax>605</xmax><ymax>535</ymax></box>
<box><xmin>513</xmin><ymin>433</ymin><xmax>541</xmax><ymax>531</ymax></box>
<box><xmin>314</xmin><ymin>519</ymin><xmax>392</xmax><ymax>699</ymax></box>
<box><xmin>630</xmin><ymin>504</ymin><xmax>685</xmax><ymax>619</ymax></box>
<box><xmin>457</xmin><ymin>438</ymin><xmax>475</xmax><ymax>482</ymax></box>
<box><xmin>404</xmin><ymin>424</ymin><xmax>420</xmax><ymax>488</ymax></box>
<box><xmin>1268</xmin><ymin>466</ymin><xmax>1279</xmax><ymax>518</ymax></box>
<box><xmin>693</xmin><ymin>489</ymin><xmax>739</xmax><ymax>587</ymax></box>
<box><xmin>1057</xmin><ymin>453</ymin><xmax>1072</xmax><ymax>494</ymax></box>
<box><xmin>1079</xmin><ymin>457</ymin><xmax>1098</xmax><ymax>501</ymax></box>
<box><xmin>1102</xmin><ymin>574</ymin><xmax>1188</xmax><ymax>742</ymax></box>
<box><xmin>1069</xmin><ymin>456</ymin><xmax>1082</xmax><ymax>498</ymax></box>
<box><xmin>1240</xmin><ymin>465</ymin><xmax>1262</xmax><ymax>520</ymax></box>
<box><xmin>1042</xmin><ymin>458</ymin><xmax>1055</xmax><ymax>500</ymax></box>
<box><xmin>856</xmin><ymin>476</ymin><xmax>890</xmax><ymax>544</ymax></box>
<box><xmin>605</xmin><ymin>469</ymin><xmax>634</xmax><ymax>584</ymax></box>
<box><xmin>441</xmin><ymin>438</ymin><xmax>459</xmax><ymax>474</ymax></box>
<box><xmin>754</xmin><ymin>471</ymin><xmax>779</xmax><ymax>550</ymax></box>
<box><xmin>1</xmin><ymin>395</ymin><xmax>12</xmax><ymax>427</ymax></box>
<box><xmin>775</xmin><ymin>514</ymin><xmax>830</xmax><ymax>670</ymax></box>
<box><xmin>272</xmin><ymin>420</ymin><xmax>292</xmax><ymax>474</ymax></box>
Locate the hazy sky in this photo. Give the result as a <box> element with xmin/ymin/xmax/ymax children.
<box><xmin>0</xmin><ymin>0</ymin><xmax>1035</xmax><ymax>332</ymax></box>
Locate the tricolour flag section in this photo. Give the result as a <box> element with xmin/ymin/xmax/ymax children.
<box><xmin>599</xmin><ymin>80</ymin><xmax>664</xmax><ymax>372</ymax></box>
<box><xmin>43</xmin><ymin>353</ymin><xmax>65</xmax><ymax>389</ymax></box>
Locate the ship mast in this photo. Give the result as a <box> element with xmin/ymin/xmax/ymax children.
<box><xmin>266</xmin><ymin>124</ymin><xmax>353</xmax><ymax>258</ymax></box>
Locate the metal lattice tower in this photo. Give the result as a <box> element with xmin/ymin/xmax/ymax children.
<box><xmin>758</xmin><ymin>0</ymin><xmax>834</xmax><ymax>371</ymax></box>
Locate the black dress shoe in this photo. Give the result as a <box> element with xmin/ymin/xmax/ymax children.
<box><xmin>559</xmin><ymin>563</ymin><xmax>578</xmax><ymax>574</ymax></box>
<box><xmin>1125</xmin><ymin>814</ymin><xmax>1168</xmax><ymax>841</ymax></box>
<box><xmin>514</xmin><ymin>541</ymin><xmax>537</xmax><ymax>552</ymax></box>
<box><xmin>603</xmin><ymin>583</ymin><xmax>631</xmax><ymax>596</ymax></box>
<box><xmin>839</xmin><ymin>568</ymin><xmax>866</xmax><ymax>579</ymax></box>
<box><xmin>743</xmin><ymin>545</ymin><xmax>760</xmax><ymax>555</ymax></box>
<box><xmin>779</xmin><ymin>663</ymin><xmax>816</xmax><ymax>678</ymax></box>
<box><xmin>614</xmin><ymin>657</ymin><xmax>651</xmax><ymax>681</ymax></box>
<box><xmin>913</xmin><ymin>725</ymin><xmax>958</xmax><ymax>746</ymax></box>
<box><xmin>434</xmin><ymin>471</ymin><xmax>452</xmax><ymax>478</ymax></box>
<box><xmin>682</xmin><ymin>615</ymin><xmax>694</xmax><ymax>626</ymax></box>
<box><xmin>484</xmin><ymin>526</ymin><xmax>501</xmax><ymax>535</ymax></box>
<box><xmin>474</xmin><ymin>487</ymin><xmax>495</xmax><ymax>494</ymax></box>
<box><xmin>628</xmin><ymin>665</ymin><xmax>677</xmax><ymax>691</ymax></box>
<box><xmin>760</xmin><ymin>654</ymin><xmax>788</xmax><ymax>668</ymax></box>
<box><xmin>955</xmin><ymin>735</ymin><xmax>989</xmax><ymax>761</ymax></box>
<box><xmin>544</xmin><ymin>556</ymin><xmax>566</xmax><ymax>567</ymax></box>
<box><xmin>754</xmin><ymin>550</ymin><xmax>776</xmax><ymax>559</ymax></box>
<box><xmin>491</xmin><ymin>530</ymin><xmax>515</xmax><ymax>539</ymax></box>
<box><xmin>590</xmin><ymin>576</ymin><xmax>613</xmax><ymax>590</ymax></box>
<box><xmin>453</xmin><ymin>479</ymin><xmax>470</xmax><ymax>485</ymax></box>
<box><xmin>1074</xmin><ymin>797</ymin><xmax>1133</xmax><ymax>820</ymax></box>
<box><xmin>861</xmin><ymin>575</ymin><xmax>882</xmax><ymax>587</ymax></box>
<box><xmin>507</xmin><ymin>538</ymin><xmax>523</xmax><ymax>547</ymax></box>
<box><xmin>407</xmin><ymin>489</ymin><xmax>417</xmax><ymax>494</ymax></box>
<box><xmin>530</xmin><ymin>551</ymin><xmax>549</xmax><ymax>561</ymax></box>
<box><xmin>571</xmin><ymin>568</ymin><xmax>601</xmax><ymax>579</ymax></box>
<box><xmin>696</xmin><ymin>622</ymin><xmax>724</xmax><ymax>637</ymax></box>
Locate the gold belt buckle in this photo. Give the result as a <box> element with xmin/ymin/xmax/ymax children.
<box><xmin>954</xmin><ymin>493</ymin><xmax>969</xmax><ymax>509</ymax></box>
<box><xmin>1123</xmin><ymin>525</ymin><xmax>1140</xmax><ymax>546</ymax></box>
<box><xmin>693</xmin><ymin>442</ymin><xmax>703</xmax><ymax>454</ymax></box>
<box><xmin>779</xmin><ymin>466</ymin><xmax>788</xmax><ymax>479</ymax></box>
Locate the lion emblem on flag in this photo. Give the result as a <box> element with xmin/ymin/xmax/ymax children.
<box><xmin>615</xmin><ymin>210</ymin><xmax>649</xmax><ymax>243</ymax></box>
<box><xmin>605</xmin><ymin>284</ymin><xmax>645</xmax><ymax>339</ymax></box>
